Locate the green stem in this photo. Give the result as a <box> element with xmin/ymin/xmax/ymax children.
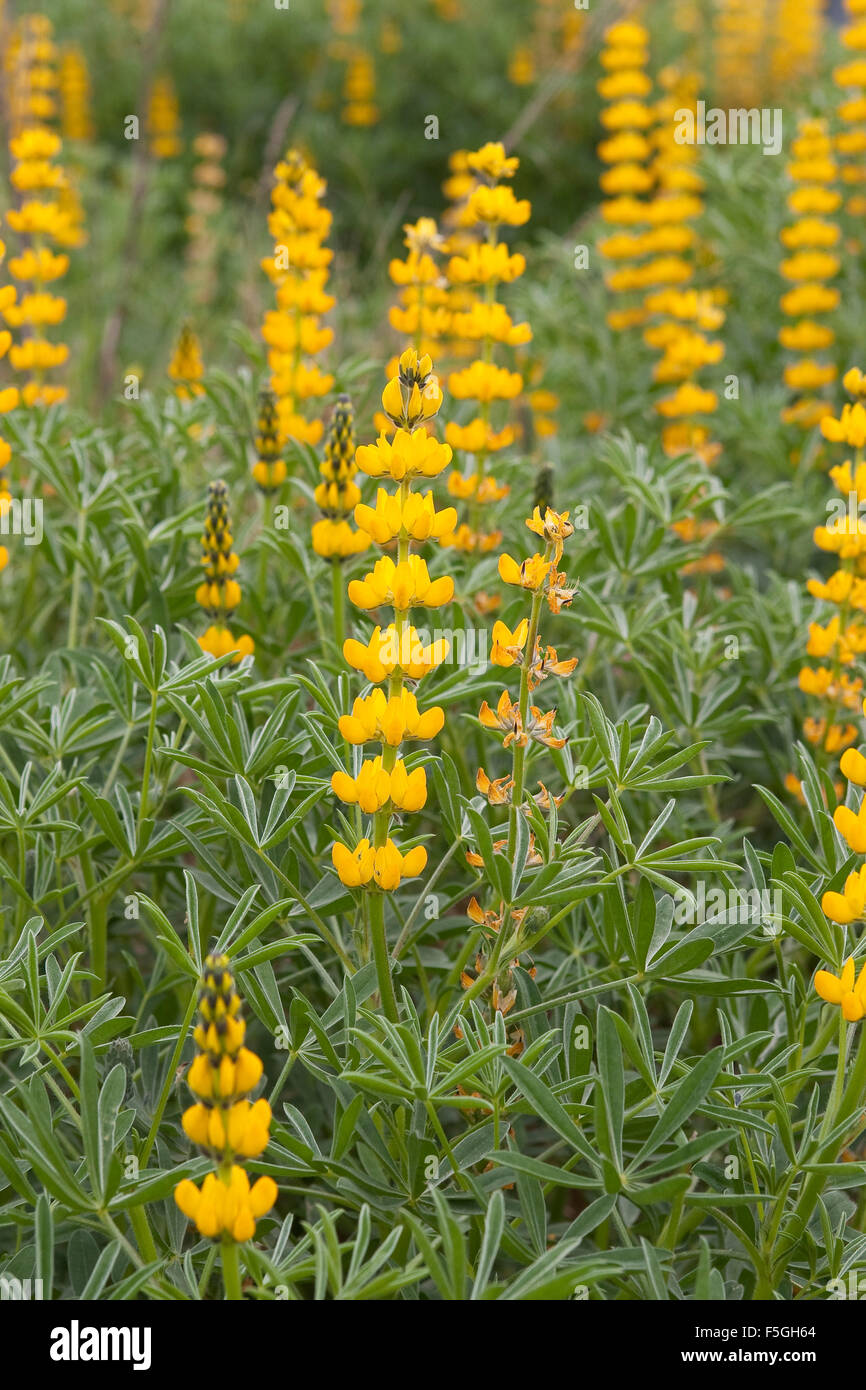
<box><xmin>332</xmin><ymin>559</ymin><xmax>346</xmax><ymax>653</ymax></box>
<box><xmin>138</xmin><ymin>688</ymin><xmax>159</xmax><ymax>831</ymax></box>
<box><xmin>80</xmin><ymin>851</ymin><xmax>107</xmax><ymax>994</ymax></box>
<box><xmin>221</xmin><ymin>1234</ymin><xmax>243</xmax><ymax>1301</ymax></box>
<box><xmin>129</xmin><ymin>1204</ymin><xmax>158</xmax><ymax>1263</ymax></box>
<box><xmin>369</xmin><ymin>891</ymin><xmax>399</xmax><ymax>1022</ymax></box>
<box><xmin>505</xmin><ymin>557</ymin><xmax>549</xmax><ymax>864</ymax></box>
<box><xmin>67</xmin><ymin>505</ymin><xmax>87</xmax><ymax>650</ymax></box>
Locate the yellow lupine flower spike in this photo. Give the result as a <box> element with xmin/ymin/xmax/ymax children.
<box><xmin>4</xmin><ymin>120</ymin><xmax>78</xmax><ymax>407</ymax></box>
<box><xmin>167</xmin><ymin>323</ymin><xmax>204</xmax><ymax>400</ymax></box>
<box><xmin>311</xmin><ymin>395</ymin><xmax>369</xmax><ymax>560</ymax></box>
<box><xmin>252</xmin><ymin>387</ymin><xmax>286</xmax><ymax>493</ymax></box>
<box><xmin>174</xmin><ymin>955</ymin><xmax>277</xmax><ymax>1244</ymax></box>
<box><xmin>261</xmin><ymin>147</ymin><xmax>334</xmax><ymax>447</ymax></box>
<box><xmin>196</xmin><ymin>481</ymin><xmax>254</xmax><ymax>663</ymax></box>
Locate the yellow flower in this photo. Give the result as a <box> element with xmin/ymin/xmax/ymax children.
<box><xmin>338</xmin><ymin>689</ymin><xmax>444</xmax><ymax>746</ymax></box>
<box><xmin>498</xmin><ymin>552</ymin><xmax>552</xmax><ymax>591</ymax></box>
<box><xmin>465</xmin><ymin>185</ymin><xmax>531</xmax><ymax>227</ymax></box>
<box><xmin>448</xmin><ymin>302</ymin><xmax>531</xmax><ymax>346</ymax></box>
<box><xmin>491</xmin><ymin>618</ymin><xmax>529</xmax><ymax>667</ymax></box>
<box><xmin>806</xmin><ymin>616</ymin><xmax>841</xmax><ymax>660</ymax></box>
<box><xmin>780</xmin><ymin>251</ymin><xmax>840</xmax><ymax>283</ymax></box>
<box><xmin>780</xmin><ymin>284</ymin><xmax>840</xmax><ymax>318</ymax></box>
<box><xmin>778</xmin><ymin>320</ymin><xmax>835</xmax><ymax>352</ymax></box>
<box><xmin>445</xmin><ymin>422</ymin><xmax>515</xmax><ymax>455</ymax></box>
<box><xmin>9</xmin><ymin>128</ymin><xmax>62</xmax><ymax>162</ymax></box>
<box><xmin>447</xmin><ymin>242</ymin><xmax>526</xmax><ymax>286</ymax></box>
<box><xmin>356</xmin><ymin>428</ymin><xmax>452</xmax><ymax>482</ymax></box>
<box><xmin>843</xmin><ymin>366</ymin><xmax>866</xmax><ymax>399</ymax></box>
<box><xmin>331</xmin><ymin>757</ymin><xmax>427</xmax><ymax>813</ymax></box>
<box><xmin>348</xmin><ymin>555</ymin><xmax>453</xmax><ymax>610</ymax></box>
<box><xmin>448</xmin><ymin>362</ymin><xmax>523</xmax><ymax>403</ymax></box>
<box><xmin>841</xmin><ymin>747</ymin><xmax>866</xmax><ymax>785</ymax></box>
<box><xmin>476</xmin><ymin>768</ymin><xmax>513</xmax><ymax>804</ymax></box>
<box><xmin>182</xmin><ymin>1097</ymin><xmax>272</xmax><ymax>1158</ymax></box>
<box><xmin>834</xmin><ymin>796</ymin><xmax>866</xmax><ymax>852</ymax></box>
<box><xmin>822</xmin><ymin>866</ymin><xmax>866</xmax><ymax>925</ymax></box>
<box><xmin>655</xmin><ymin>383</ymin><xmax>718</xmax><ymax>418</ymax></box>
<box><xmin>8</xmin><ymin>339</ymin><xmax>68</xmax><ymax>371</ymax></box>
<box><xmin>168</xmin><ymin>324</ymin><xmax>205</xmax><ymax>397</ymax></box>
<box><xmin>343</xmin><ymin>624</ymin><xmax>450</xmax><ymax>682</ymax></box>
<box><xmin>198</xmin><ymin>626</ymin><xmax>255</xmax><ymax>662</ymax></box>
<box><xmin>331</xmin><ymin>837</ymin><xmax>426</xmax><ymax>889</ymax></box>
<box><xmin>311</xmin><ymin>518</ymin><xmax>370</xmax><ymax>558</ymax></box>
<box><xmin>526</xmin><ymin>507</ymin><xmax>574</xmax><ymax>564</ymax></box>
<box><xmin>822</xmin><ymin>401</ymin><xmax>866</xmax><ymax>447</ymax></box>
<box><xmin>175</xmin><ymin>1167</ymin><xmax>277</xmax><ymax>1243</ymax></box>
<box><xmin>814</xmin><ymin>957</ymin><xmax>866</xmax><ymax>1021</ymax></box>
<box><xmin>354</xmin><ymin>488</ymin><xmax>456</xmax><ymax>544</ymax></box>
<box><xmin>465</xmin><ymin>141</ymin><xmax>519</xmax><ymax>181</ymax></box>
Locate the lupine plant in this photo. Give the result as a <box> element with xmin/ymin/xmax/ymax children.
<box><xmin>4</xmin><ymin>0</ymin><xmax>866</xmax><ymax>1315</ymax></box>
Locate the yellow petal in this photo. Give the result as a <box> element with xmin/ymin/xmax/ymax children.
<box><xmin>815</xmin><ymin>968</ymin><xmax>845</xmax><ymax>1004</ymax></box>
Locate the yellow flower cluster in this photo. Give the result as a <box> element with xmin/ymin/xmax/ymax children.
<box><xmin>4</xmin><ymin>126</ymin><xmax>80</xmax><ymax>408</ymax></box>
<box><xmin>261</xmin><ymin>148</ymin><xmax>334</xmax><ymax>448</ymax></box>
<box><xmin>441</xmin><ymin>142</ymin><xmax>531</xmax><ymax>553</ymax></box>
<box><xmin>834</xmin><ymin>0</ymin><xmax>866</xmax><ymax>220</ymax></box>
<box><xmin>196</xmin><ymin>480</ymin><xmax>254</xmax><ymax>662</ymax></box>
<box><xmin>525</xmin><ymin>380</ymin><xmax>559</xmax><ymax>443</ymax></box>
<box><xmin>332</xmin><ymin>349</ymin><xmax>453</xmax><ymax>894</ymax></box>
<box><xmin>59</xmin><ymin>45</ymin><xmax>94</xmax><ymax>143</ymax></box>
<box><xmin>4</xmin><ymin>13</ymin><xmax>58</xmax><ymax>136</ymax></box>
<box><xmin>312</xmin><ymin>394</ymin><xmax>369</xmax><ymax>559</ymax></box>
<box><xmin>480</xmin><ymin>508</ymin><xmax>577</xmax><ymax>761</ymax></box>
<box><xmin>792</xmin><ymin>371</ymin><xmax>866</xmax><ymax>797</ymax></box>
<box><xmin>779</xmin><ymin>120</ymin><xmax>840</xmax><ymax>428</ymax></box>
<box><xmin>465</xmin><ymin>506</ymin><xmax>578</xmax><ymax>1033</ymax></box>
<box><xmin>326</xmin><ymin>0</ymin><xmax>361</xmax><ymax>36</ymax></box>
<box><xmin>0</xmin><ymin>228</ymin><xmax>12</xmax><ymax>574</ymax></box>
<box><xmin>186</xmin><ymin>133</ymin><xmax>227</xmax><ymax>307</ymax></box>
<box><xmin>769</xmin><ymin>0</ymin><xmax>825</xmax><ymax>93</ymax></box>
<box><xmin>815</xmin><ymin>474</ymin><xmax>866</xmax><ymax>1002</ymax></box>
<box><xmin>596</xmin><ymin>20</ymin><xmax>653</xmax><ymax>333</ymax></box>
<box><xmin>167</xmin><ymin>323</ymin><xmax>205</xmax><ymax>400</ymax></box>
<box><xmin>251</xmin><ymin>388</ymin><xmax>285</xmax><ymax>494</ymax></box>
<box><xmin>147</xmin><ymin>75</ymin><xmax>181</xmax><ymax>159</ymax></box>
<box><xmin>439</xmin><ymin>151</ymin><xmax>483</xmax><ymax>364</ymax></box>
<box><xmin>387</xmin><ymin>218</ymin><xmax>450</xmax><ymax>374</ymax></box>
<box><xmin>508</xmin><ymin>45</ymin><xmax>535</xmax><ymax>87</ymax></box>
<box><xmin>643</xmin><ymin>71</ymin><xmax>725</xmax><ymax>466</ymax></box>
<box><xmin>713</xmin><ymin>0</ymin><xmax>767</xmax><ymax>108</ymax></box>
<box><xmin>342</xmin><ymin>50</ymin><xmax>379</xmax><ymax>127</ymax></box>
<box><xmin>174</xmin><ymin>955</ymin><xmax>277</xmax><ymax>1242</ymax></box>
